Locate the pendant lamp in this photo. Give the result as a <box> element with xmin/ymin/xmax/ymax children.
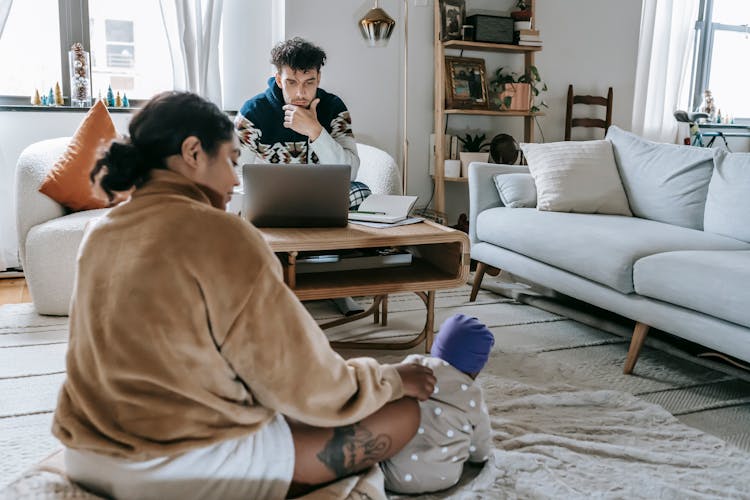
<box><xmin>358</xmin><ymin>1</ymin><xmax>409</xmax><ymax>195</ymax></box>
<box><xmin>358</xmin><ymin>1</ymin><xmax>396</xmax><ymax>47</ymax></box>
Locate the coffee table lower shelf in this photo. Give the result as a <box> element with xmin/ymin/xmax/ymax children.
<box><xmin>262</xmin><ymin>220</ymin><xmax>470</xmax><ymax>353</ymax></box>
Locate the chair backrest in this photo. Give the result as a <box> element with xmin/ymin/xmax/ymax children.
<box><xmin>15</xmin><ymin>138</ymin><xmax>71</xmax><ymax>267</ymax></box>
<box><xmin>564</xmin><ymin>85</ymin><xmax>613</xmax><ymax>141</ymax></box>
<box><xmin>355</xmin><ymin>143</ymin><xmax>402</xmax><ymax>195</ymax></box>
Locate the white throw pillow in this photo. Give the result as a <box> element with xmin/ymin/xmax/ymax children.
<box><xmin>703</xmin><ymin>151</ymin><xmax>750</xmax><ymax>243</ymax></box>
<box><xmin>521</xmin><ymin>140</ymin><xmax>632</xmax><ymax>216</ymax></box>
<box><xmin>493</xmin><ymin>173</ymin><xmax>537</xmax><ymax>208</ymax></box>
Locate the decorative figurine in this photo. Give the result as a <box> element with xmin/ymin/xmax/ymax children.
<box><xmin>54</xmin><ymin>82</ymin><xmax>64</xmax><ymax>106</ymax></box>
<box><xmin>115</xmin><ymin>91</ymin><xmax>122</xmax><ymax>107</ymax></box>
<box><xmin>107</xmin><ymin>85</ymin><xmax>115</xmax><ymax>107</ymax></box>
<box><xmin>122</xmin><ymin>93</ymin><xmax>130</xmax><ymax>107</ymax></box>
<box><xmin>31</xmin><ymin>89</ymin><xmax>41</xmax><ymax>105</ymax></box>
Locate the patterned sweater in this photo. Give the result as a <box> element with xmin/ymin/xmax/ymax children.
<box><xmin>235</xmin><ymin>77</ymin><xmax>360</xmax><ymax>180</ymax></box>
<box><xmin>52</xmin><ymin>170</ymin><xmax>403</xmax><ymax>459</ymax></box>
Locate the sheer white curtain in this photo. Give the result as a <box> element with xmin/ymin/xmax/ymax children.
<box><xmin>0</xmin><ymin>0</ymin><xmax>13</xmax><ymax>271</ymax></box>
<box><xmin>632</xmin><ymin>0</ymin><xmax>699</xmax><ymax>143</ymax></box>
<box><xmin>0</xmin><ymin>0</ymin><xmax>12</xmax><ymax>37</ymax></box>
<box><xmin>159</xmin><ymin>0</ymin><xmax>224</xmax><ymax>106</ymax></box>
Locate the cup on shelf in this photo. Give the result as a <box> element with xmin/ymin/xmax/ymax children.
<box><xmin>444</xmin><ymin>159</ymin><xmax>461</xmax><ymax>178</ymax></box>
<box><xmin>461</xmin><ymin>25</ymin><xmax>474</xmax><ymax>41</ymax></box>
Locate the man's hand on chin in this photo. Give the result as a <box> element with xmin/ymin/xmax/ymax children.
<box><xmin>283</xmin><ymin>98</ymin><xmax>323</xmax><ymax>141</ymax></box>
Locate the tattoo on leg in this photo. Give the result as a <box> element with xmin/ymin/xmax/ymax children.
<box><xmin>316</xmin><ymin>423</ymin><xmax>392</xmax><ymax>477</ymax></box>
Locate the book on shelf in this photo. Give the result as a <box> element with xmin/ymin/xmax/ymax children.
<box><xmin>517</xmin><ymin>34</ymin><xmax>541</xmax><ymax>42</ymax></box>
<box><xmin>450</xmin><ymin>135</ymin><xmax>459</xmax><ymax>160</ymax></box>
<box><xmin>515</xmin><ymin>28</ymin><xmax>539</xmax><ymax>36</ymax></box>
<box><xmin>428</xmin><ymin>133</ymin><xmax>460</xmax><ymax>175</ymax></box>
<box><xmin>429</xmin><ymin>133</ymin><xmax>452</xmax><ymax>175</ymax></box>
<box><xmin>296</xmin><ymin>248</ymin><xmax>413</xmax><ymax>274</ymax></box>
<box><xmin>517</xmin><ymin>40</ymin><xmax>543</xmax><ymax>46</ymax></box>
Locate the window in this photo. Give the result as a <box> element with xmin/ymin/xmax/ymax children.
<box><xmin>0</xmin><ymin>0</ymin><xmax>172</xmax><ymax>104</ymax></box>
<box><xmin>89</xmin><ymin>1</ymin><xmax>172</xmax><ymax>101</ymax></box>
<box><xmin>0</xmin><ymin>0</ymin><xmax>62</xmax><ymax>97</ymax></box>
<box><xmin>691</xmin><ymin>0</ymin><xmax>750</xmax><ymax>119</ymax></box>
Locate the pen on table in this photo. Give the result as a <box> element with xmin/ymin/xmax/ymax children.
<box><xmin>350</xmin><ymin>210</ymin><xmax>387</xmax><ymax>215</ymax></box>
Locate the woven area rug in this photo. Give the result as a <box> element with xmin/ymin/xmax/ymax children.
<box><xmin>2</xmin><ymin>285</ymin><xmax>750</xmax><ymax>498</ymax></box>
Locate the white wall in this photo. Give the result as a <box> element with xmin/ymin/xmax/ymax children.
<box><xmin>535</xmin><ymin>0</ymin><xmax>641</xmax><ymax>142</ymax></box>
<box><xmin>222</xmin><ymin>0</ymin><xmax>278</xmax><ymax>111</ymax></box>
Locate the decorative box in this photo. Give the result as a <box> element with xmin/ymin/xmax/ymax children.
<box><xmin>466</xmin><ymin>14</ymin><xmax>514</xmax><ymax>44</ymax></box>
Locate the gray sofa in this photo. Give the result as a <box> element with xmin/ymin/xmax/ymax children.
<box><xmin>468</xmin><ymin>126</ymin><xmax>750</xmax><ymax>373</ymax></box>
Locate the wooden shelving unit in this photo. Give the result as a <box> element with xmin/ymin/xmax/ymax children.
<box><xmin>433</xmin><ymin>0</ymin><xmax>542</xmax><ymax>215</ymax></box>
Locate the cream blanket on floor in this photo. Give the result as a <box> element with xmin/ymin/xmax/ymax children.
<box><xmin>3</xmin><ymin>349</ymin><xmax>750</xmax><ymax>499</ymax></box>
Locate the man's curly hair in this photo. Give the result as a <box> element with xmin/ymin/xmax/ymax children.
<box><xmin>271</xmin><ymin>37</ymin><xmax>327</xmax><ymax>72</ymax></box>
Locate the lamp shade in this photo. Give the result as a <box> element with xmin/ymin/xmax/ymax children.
<box><xmin>359</xmin><ymin>6</ymin><xmax>395</xmax><ymax>47</ymax></box>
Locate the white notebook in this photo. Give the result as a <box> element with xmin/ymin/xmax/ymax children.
<box><xmin>348</xmin><ymin>195</ymin><xmax>419</xmax><ymax>223</ymax></box>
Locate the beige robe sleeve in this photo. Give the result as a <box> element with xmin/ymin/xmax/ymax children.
<box><xmin>216</xmin><ymin>229</ymin><xmax>403</xmax><ymax>427</ymax></box>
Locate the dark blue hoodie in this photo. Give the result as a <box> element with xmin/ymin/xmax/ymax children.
<box><xmin>235</xmin><ymin>77</ymin><xmax>354</xmax><ymax>164</ymax></box>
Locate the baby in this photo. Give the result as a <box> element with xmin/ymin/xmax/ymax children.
<box><xmin>381</xmin><ymin>313</ymin><xmax>494</xmax><ymax>493</ymax></box>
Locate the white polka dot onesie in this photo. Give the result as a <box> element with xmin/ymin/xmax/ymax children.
<box><xmin>380</xmin><ymin>354</ymin><xmax>492</xmax><ymax>494</ymax></box>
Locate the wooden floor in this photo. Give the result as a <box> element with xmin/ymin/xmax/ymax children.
<box><xmin>0</xmin><ymin>278</ymin><xmax>31</xmax><ymax>305</ymax></box>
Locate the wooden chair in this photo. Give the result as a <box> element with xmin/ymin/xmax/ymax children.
<box><xmin>564</xmin><ymin>85</ymin><xmax>613</xmax><ymax>140</ymax></box>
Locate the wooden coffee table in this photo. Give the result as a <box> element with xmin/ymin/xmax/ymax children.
<box><xmin>259</xmin><ymin>220</ymin><xmax>470</xmax><ymax>352</ymax></box>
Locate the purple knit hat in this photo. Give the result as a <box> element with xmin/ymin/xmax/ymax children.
<box><xmin>430</xmin><ymin>314</ymin><xmax>494</xmax><ymax>374</ymax></box>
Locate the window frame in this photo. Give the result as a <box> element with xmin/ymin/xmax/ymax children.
<box><xmin>0</xmin><ymin>0</ymin><xmax>149</xmax><ymax>107</ymax></box>
<box><xmin>690</xmin><ymin>0</ymin><xmax>750</xmax><ymax>117</ymax></box>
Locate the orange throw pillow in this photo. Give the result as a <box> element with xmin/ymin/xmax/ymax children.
<box><xmin>39</xmin><ymin>100</ymin><xmax>117</xmax><ymax>212</ymax></box>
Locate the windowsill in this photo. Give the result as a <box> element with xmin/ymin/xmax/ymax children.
<box><xmin>0</xmin><ymin>105</ymin><xmax>238</xmax><ymax>114</ymax></box>
<box><xmin>0</xmin><ymin>104</ymin><xmax>139</xmax><ymax>113</ymax></box>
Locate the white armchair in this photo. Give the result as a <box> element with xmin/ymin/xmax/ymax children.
<box><xmin>355</xmin><ymin>143</ymin><xmax>402</xmax><ymax>195</ymax></box>
<box><xmin>15</xmin><ymin>138</ymin><xmax>108</xmax><ymax>315</ymax></box>
<box><xmin>15</xmin><ymin>139</ymin><xmax>402</xmax><ymax>316</ymax></box>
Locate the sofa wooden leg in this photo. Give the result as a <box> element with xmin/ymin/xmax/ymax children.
<box><xmin>470</xmin><ymin>262</ymin><xmax>500</xmax><ymax>302</ymax></box>
<box><xmin>623</xmin><ymin>322</ymin><xmax>650</xmax><ymax>374</ymax></box>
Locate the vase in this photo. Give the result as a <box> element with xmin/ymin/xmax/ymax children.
<box><xmin>69</xmin><ymin>48</ymin><xmax>92</xmax><ymax>107</ymax></box>
<box><xmin>459</xmin><ymin>152</ymin><xmax>490</xmax><ymax>177</ymax></box>
<box><xmin>496</xmin><ymin>83</ymin><xmax>531</xmax><ymax>111</ymax></box>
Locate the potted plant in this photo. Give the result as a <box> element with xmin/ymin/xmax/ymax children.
<box><xmin>489</xmin><ymin>65</ymin><xmax>548</xmax><ymax>113</ymax></box>
<box><xmin>510</xmin><ymin>0</ymin><xmax>532</xmax><ymax>21</ymax></box>
<box><xmin>457</xmin><ymin>132</ymin><xmax>490</xmax><ymax>177</ymax></box>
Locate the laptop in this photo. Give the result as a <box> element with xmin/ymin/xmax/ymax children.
<box><xmin>242</xmin><ymin>164</ymin><xmax>351</xmax><ymax>227</ymax></box>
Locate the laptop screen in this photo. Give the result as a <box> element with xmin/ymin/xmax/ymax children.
<box><xmin>242</xmin><ymin>164</ymin><xmax>351</xmax><ymax>228</ymax></box>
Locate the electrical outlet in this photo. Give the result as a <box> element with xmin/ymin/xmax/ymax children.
<box><xmin>414</xmin><ymin>0</ymin><xmax>428</xmax><ymax>6</ymax></box>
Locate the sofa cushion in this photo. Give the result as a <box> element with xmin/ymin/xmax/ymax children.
<box><xmin>475</xmin><ymin>208</ymin><xmax>750</xmax><ymax>293</ymax></box>
<box><xmin>606</xmin><ymin>126</ymin><xmax>715</xmax><ymax>230</ymax></box>
<box><xmin>38</xmin><ymin>100</ymin><xmax>117</xmax><ymax>212</ymax></box>
<box><xmin>520</xmin><ymin>140</ymin><xmax>632</xmax><ymax>216</ymax></box>
<box><xmin>634</xmin><ymin>250</ymin><xmax>750</xmax><ymax>329</ymax></box>
<box><xmin>703</xmin><ymin>151</ymin><xmax>750</xmax><ymax>243</ymax></box>
<box><xmin>493</xmin><ymin>173</ymin><xmax>537</xmax><ymax>208</ymax></box>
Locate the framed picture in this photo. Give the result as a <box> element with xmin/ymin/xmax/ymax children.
<box><xmin>440</xmin><ymin>0</ymin><xmax>465</xmax><ymax>41</ymax></box>
<box><xmin>445</xmin><ymin>56</ymin><xmax>488</xmax><ymax>109</ymax></box>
